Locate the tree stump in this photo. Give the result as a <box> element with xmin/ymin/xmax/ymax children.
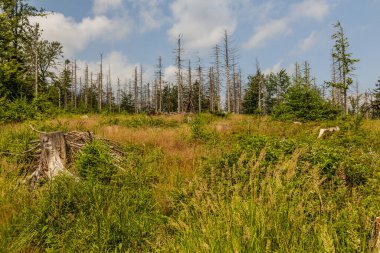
<box><xmin>30</xmin><ymin>132</ymin><xmax>67</xmax><ymax>185</ymax></box>
<box><xmin>370</xmin><ymin>217</ymin><xmax>380</xmax><ymax>253</ymax></box>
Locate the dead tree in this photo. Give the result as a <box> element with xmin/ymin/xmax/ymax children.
<box><xmin>186</xmin><ymin>60</ymin><xmax>194</xmax><ymax>113</ymax></box>
<box><xmin>74</xmin><ymin>60</ymin><xmax>77</xmax><ymax>110</ymax></box>
<box><xmin>134</xmin><ymin>66</ymin><xmax>138</xmax><ymax>113</ymax></box>
<box><xmin>99</xmin><ymin>54</ymin><xmax>103</xmax><ymax>111</ymax></box>
<box><xmin>84</xmin><ymin>64</ymin><xmax>89</xmax><ymax>109</ymax></box>
<box><xmin>238</xmin><ymin>69</ymin><xmax>242</xmax><ymax>114</ymax></box>
<box><xmin>107</xmin><ymin>65</ymin><xmax>113</xmax><ymax>112</ymax></box>
<box><xmin>147</xmin><ymin>82</ymin><xmax>151</xmax><ymax>112</ymax></box>
<box><xmin>232</xmin><ymin>55</ymin><xmax>237</xmax><ymax>113</ymax></box>
<box><xmin>117</xmin><ymin>77</ymin><xmax>121</xmax><ymax>113</ymax></box>
<box><xmin>197</xmin><ymin>58</ymin><xmax>203</xmax><ymax>113</ymax></box>
<box><xmin>156</xmin><ymin>56</ymin><xmax>163</xmax><ymax>113</ymax></box>
<box><xmin>213</xmin><ymin>45</ymin><xmax>221</xmax><ymax>112</ymax></box>
<box><xmin>209</xmin><ymin>67</ymin><xmax>214</xmax><ymax>112</ymax></box>
<box><xmin>140</xmin><ymin>64</ymin><xmax>144</xmax><ymax>111</ymax></box>
<box><xmin>176</xmin><ymin>35</ymin><xmax>184</xmax><ymax>113</ymax></box>
<box><xmin>223</xmin><ymin>30</ymin><xmax>233</xmax><ymax>113</ymax></box>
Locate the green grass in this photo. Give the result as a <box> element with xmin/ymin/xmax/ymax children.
<box><xmin>0</xmin><ymin>114</ymin><xmax>379</xmax><ymax>252</ymax></box>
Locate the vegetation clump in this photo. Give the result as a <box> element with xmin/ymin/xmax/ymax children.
<box><xmin>76</xmin><ymin>141</ymin><xmax>118</xmax><ymax>184</ymax></box>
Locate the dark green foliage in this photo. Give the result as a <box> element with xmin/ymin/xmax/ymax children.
<box><xmin>189</xmin><ymin>115</ymin><xmax>209</xmax><ymax>141</ymax></box>
<box><xmin>265</xmin><ymin>69</ymin><xmax>291</xmax><ymax>112</ymax></box>
<box><xmin>120</xmin><ymin>91</ymin><xmax>135</xmax><ymax>113</ymax></box>
<box><xmin>168</xmin><ymin>127</ymin><xmax>379</xmax><ymax>252</ymax></box>
<box><xmin>76</xmin><ymin>141</ymin><xmax>117</xmax><ymax>184</ymax></box>
<box><xmin>242</xmin><ymin>67</ymin><xmax>265</xmax><ymax>114</ymax></box>
<box><xmin>272</xmin><ymin>83</ymin><xmax>339</xmax><ymax>121</ymax></box>
<box><xmin>162</xmin><ymin>84</ymin><xmax>178</xmax><ymax>113</ymax></box>
<box><xmin>331</xmin><ymin>21</ymin><xmax>359</xmax><ymax>114</ymax></box>
<box><xmin>0</xmin><ymin>96</ymin><xmax>58</xmax><ymax>123</ymax></box>
<box><xmin>10</xmin><ymin>172</ymin><xmax>161</xmax><ymax>252</ymax></box>
<box><xmin>104</xmin><ymin>115</ymin><xmax>179</xmax><ymax>128</ymax></box>
<box><xmin>0</xmin><ymin>0</ymin><xmax>44</xmax><ymax>100</ymax></box>
<box><xmin>372</xmin><ymin>77</ymin><xmax>380</xmax><ymax>118</ymax></box>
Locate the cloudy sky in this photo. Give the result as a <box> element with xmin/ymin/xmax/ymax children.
<box><xmin>30</xmin><ymin>0</ymin><xmax>380</xmax><ymax>92</ymax></box>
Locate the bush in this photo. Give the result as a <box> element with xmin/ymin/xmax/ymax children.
<box><xmin>272</xmin><ymin>84</ymin><xmax>340</xmax><ymax>121</ymax></box>
<box><xmin>75</xmin><ymin>141</ymin><xmax>118</xmax><ymax>184</ymax></box>
<box><xmin>104</xmin><ymin>115</ymin><xmax>178</xmax><ymax>128</ymax></box>
<box><xmin>0</xmin><ymin>96</ymin><xmax>58</xmax><ymax>123</ymax></box>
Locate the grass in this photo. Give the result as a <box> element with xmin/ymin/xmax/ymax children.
<box><xmin>0</xmin><ymin>114</ymin><xmax>379</xmax><ymax>252</ymax></box>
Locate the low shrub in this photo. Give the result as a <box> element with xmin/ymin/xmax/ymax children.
<box><xmin>75</xmin><ymin>141</ymin><xmax>118</xmax><ymax>184</ymax></box>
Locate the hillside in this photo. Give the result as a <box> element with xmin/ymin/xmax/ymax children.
<box><xmin>0</xmin><ymin>114</ymin><xmax>379</xmax><ymax>252</ymax></box>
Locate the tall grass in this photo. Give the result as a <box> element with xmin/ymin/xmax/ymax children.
<box><xmin>0</xmin><ymin>114</ymin><xmax>379</xmax><ymax>252</ymax></box>
<box><xmin>166</xmin><ymin>133</ymin><xmax>379</xmax><ymax>252</ymax></box>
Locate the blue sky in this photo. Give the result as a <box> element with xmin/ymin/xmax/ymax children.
<box><xmin>30</xmin><ymin>0</ymin><xmax>380</xmax><ymax>93</ymax></box>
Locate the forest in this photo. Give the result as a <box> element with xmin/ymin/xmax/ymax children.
<box><xmin>1</xmin><ymin>0</ymin><xmax>380</xmax><ymax>252</ymax></box>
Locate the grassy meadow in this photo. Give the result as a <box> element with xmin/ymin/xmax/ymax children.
<box><xmin>0</xmin><ymin>113</ymin><xmax>380</xmax><ymax>252</ymax></box>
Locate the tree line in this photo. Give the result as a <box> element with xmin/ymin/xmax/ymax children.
<box><xmin>1</xmin><ymin>0</ymin><xmax>380</xmax><ymax>122</ymax></box>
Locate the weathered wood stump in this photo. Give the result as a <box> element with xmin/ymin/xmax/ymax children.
<box><xmin>25</xmin><ymin>125</ymin><xmax>124</xmax><ymax>188</ymax></box>
<box><xmin>30</xmin><ymin>132</ymin><xmax>67</xmax><ymax>185</ymax></box>
<box><xmin>370</xmin><ymin>217</ymin><xmax>380</xmax><ymax>253</ymax></box>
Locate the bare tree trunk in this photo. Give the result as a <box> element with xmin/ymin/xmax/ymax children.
<box><xmin>71</xmin><ymin>62</ymin><xmax>74</xmax><ymax>109</ymax></box>
<box><xmin>74</xmin><ymin>60</ymin><xmax>77</xmax><ymax>110</ymax></box>
<box><xmin>154</xmin><ymin>78</ymin><xmax>158</xmax><ymax>114</ymax></box>
<box><xmin>30</xmin><ymin>132</ymin><xmax>67</xmax><ymax>184</ymax></box>
<box><xmin>84</xmin><ymin>64</ymin><xmax>88</xmax><ymax>109</ymax></box>
<box><xmin>176</xmin><ymin>35</ymin><xmax>184</xmax><ymax>113</ymax></box>
<box><xmin>209</xmin><ymin>67</ymin><xmax>214</xmax><ymax>112</ymax></box>
<box><xmin>134</xmin><ymin>66</ymin><xmax>138</xmax><ymax>113</ymax></box>
<box><xmin>157</xmin><ymin>56</ymin><xmax>163</xmax><ymax>113</ymax></box>
<box><xmin>238</xmin><ymin>69</ymin><xmax>242</xmax><ymax>114</ymax></box>
<box><xmin>232</xmin><ymin>56</ymin><xmax>237</xmax><ymax>113</ymax></box>
<box><xmin>187</xmin><ymin>60</ymin><xmax>194</xmax><ymax>113</ymax></box>
<box><xmin>140</xmin><ymin>64</ymin><xmax>143</xmax><ymax>112</ymax></box>
<box><xmin>90</xmin><ymin>72</ymin><xmax>93</xmax><ymax>111</ymax></box>
<box><xmin>117</xmin><ymin>78</ymin><xmax>121</xmax><ymax>113</ymax></box>
<box><xmin>198</xmin><ymin>60</ymin><xmax>202</xmax><ymax>113</ymax></box>
<box><xmin>147</xmin><ymin>82</ymin><xmax>151</xmax><ymax>113</ymax></box>
<box><xmin>224</xmin><ymin>30</ymin><xmax>231</xmax><ymax>113</ymax></box>
<box><xmin>108</xmin><ymin>65</ymin><xmax>112</xmax><ymax>112</ymax></box>
<box><xmin>99</xmin><ymin>54</ymin><xmax>103</xmax><ymax>111</ymax></box>
<box><xmin>214</xmin><ymin>45</ymin><xmax>221</xmax><ymax>112</ymax></box>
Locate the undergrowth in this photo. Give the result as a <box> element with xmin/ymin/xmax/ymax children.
<box><xmin>0</xmin><ymin>114</ymin><xmax>379</xmax><ymax>252</ymax></box>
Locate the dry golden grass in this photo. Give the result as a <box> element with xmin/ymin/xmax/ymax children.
<box><xmin>362</xmin><ymin>119</ymin><xmax>380</xmax><ymax>133</ymax></box>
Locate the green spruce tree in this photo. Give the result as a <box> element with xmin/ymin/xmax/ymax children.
<box><xmin>331</xmin><ymin>21</ymin><xmax>359</xmax><ymax>115</ymax></box>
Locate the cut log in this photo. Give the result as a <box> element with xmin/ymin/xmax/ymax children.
<box><xmin>30</xmin><ymin>132</ymin><xmax>67</xmax><ymax>185</ymax></box>
<box><xmin>370</xmin><ymin>217</ymin><xmax>380</xmax><ymax>253</ymax></box>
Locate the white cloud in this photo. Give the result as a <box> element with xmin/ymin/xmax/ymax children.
<box><xmin>168</xmin><ymin>0</ymin><xmax>237</xmax><ymax>51</ymax></box>
<box><xmin>289</xmin><ymin>0</ymin><xmax>330</xmax><ymax>21</ymax></box>
<box><xmin>164</xmin><ymin>65</ymin><xmax>177</xmax><ymax>83</ymax></box>
<box><xmin>128</xmin><ymin>0</ymin><xmax>168</xmax><ymax>32</ymax></box>
<box><xmin>294</xmin><ymin>31</ymin><xmax>319</xmax><ymax>55</ymax></box>
<box><xmin>32</xmin><ymin>13</ymin><xmax>131</xmax><ymax>58</ymax></box>
<box><xmin>93</xmin><ymin>0</ymin><xmax>123</xmax><ymax>14</ymax></box>
<box><xmin>243</xmin><ymin>19</ymin><xmax>291</xmax><ymax>49</ymax></box>
<box><xmin>244</xmin><ymin>0</ymin><xmax>331</xmax><ymax>50</ymax></box>
<box><xmin>263</xmin><ymin>61</ymin><xmax>283</xmax><ymax>75</ymax></box>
